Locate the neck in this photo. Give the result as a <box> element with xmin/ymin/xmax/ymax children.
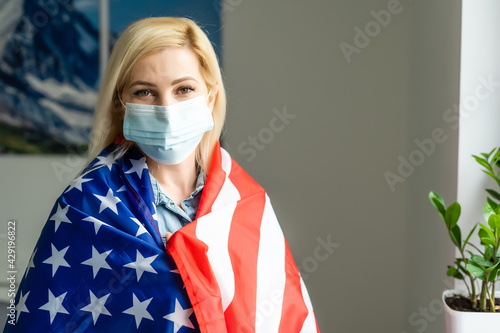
<box><xmin>146</xmin><ymin>151</ymin><xmax>198</xmax><ymax>206</ymax></box>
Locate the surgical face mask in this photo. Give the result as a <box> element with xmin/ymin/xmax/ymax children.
<box><xmin>123</xmin><ymin>94</ymin><xmax>214</xmax><ymax>165</ymax></box>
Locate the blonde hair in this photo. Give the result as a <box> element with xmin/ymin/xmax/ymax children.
<box><xmin>87</xmin><ymin>17</ymin><xmax>226</xmax><ymax>171</ymax></box>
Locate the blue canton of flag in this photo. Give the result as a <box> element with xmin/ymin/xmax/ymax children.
<box><xmin>5</xmin><ymin>146</ymin><xmax>199</xmax><ymax>332</ymax></box>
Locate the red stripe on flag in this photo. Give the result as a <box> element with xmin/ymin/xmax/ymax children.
<box><xmin>224</xmin><ymin>159</ymin><xmax>266</xmax><ymax>332</ymax></box>
<box><xmin>167</xmin><ymin>222</ymin><xmax>228</xmax><ymax>333</ymax></box>
<box><xmin>167</xmin><ymin>142</ymin><xmax>229</xmax><ymax>332</ymax></box>
<box><xmin>169</xmin><ymin>144</ymin><xmax>319</xmax><ymax>332</ymax></box>
<box><xmin>278</xmin><ymin>239</ymin><xmax>311</xmax><ymax>332</ymax></box>
<box><xmin>196</xmin><ymin>141</ymin><xmax>226</xmax><ymax>218</ymax></box>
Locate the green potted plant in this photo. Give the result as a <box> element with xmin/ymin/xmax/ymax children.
<box><xmin>429</xmin><ymin>148</ymin><xmax>500</xmax><ymax>333</ymax></box>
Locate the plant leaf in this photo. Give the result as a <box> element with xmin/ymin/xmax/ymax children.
<box><xmin>479</xmin><ymin>152</ymin><xmax>491</xmax><ymax>159</ymax></box>
<box><xmin>480</xmin><ymin>237</ymin><xmax>496</xmax><ymax>248</ymax></box>
<box><xmin>474</xmin><ymin>156</ymin><xmax>493</xmax><ymax>171</ymax></box>
<box><xmin>445</xmin><ymin>202</ymin><xmax>461</xmax><ymax>229</ymax></box>
<box><xmin>446</xmin><ymin>265</ymin><xmax>464</xmax><ymax>280</ymax></box>
<box><xmin>449</xmin><ymin>225</ymin><xmax>462</xmax><ymax>248</ymax></box>
<box><xmin>486</xmin><ymin>189</ymin><xmax>500</xmax><ymax>202</ymax></box>
<box><xmin>484</xmin><ymin>260</ymin><xmax>500</xmax><ymax>273</ymax></box>
<box><xmin>488</xmin><ymin>266</ymin><xmax>500</xmax><ymax>282</ymax></box>
<box><xmin>466</xmin><ymin>261</ymin><xmax>486</xmax><ymax>281</ymax></box>
<box><xmin>429</xmin><ymin>191</ymin><xmax>446</xmax><ymax>221</ymax></box>
<box><xmin>488</xmin><ymin>198</ymin><xmax>499</xmax><ymax>212</ymax></box>
<box><xmin>481</xmin><ymin>169</ymin><xmax>497</xmax><ymax>179</ymax></box>
<box><xmin>484</xmin><ymin>202</ymin><xmax>495</xmax><ymax>222</ymax></box>
<box><xmin>470</xmin><ymin>254</ymin><xmax>493</xmax><ymax>268</ymax></box>
<box><xmin>488</xmin><ymin>214</ymin><xmax>500</xmax><ymax>232</ymax></box>
<box><xmin>456</xmin><ymin>262</ymin><xmax>472</xmax><ymax>278</ymax></box>
<box><xmin>446</xmin><ymin>266</ymin><xmax>457</xmax><ymax>276</ymax></box>
<box><xmin>487</xmin><ymin>198</ymin><xmax>500</xmax><ymax>214</ymax></box>
<box><xmin>475</xmin><ymin>153</ymin><xmax>488</xmax><ymax>159</ymax></box>
<box><xmin>480</xmin><ymin>223</ymin><xmax>496</xmax><ymax>240</ymax></box>
<box><xmin>464</xmin><ymin>223</ymin><xmax>478</xmax><ymax>248</ymax></box>
<box><xmin>484</xmin><ymin>247</ymin><xmax>493</xmax><ymax>261</ymax></box>
<box><xmin>483</xmin><ymin>148</ymin><xmax>496</xmax><ymax>159</ymax></box>
<box><xmin>492</xmin><ymin>148</ymin><xmax>500</xmax><ymax>165</ymax></box>
<box><xmin>473</xmin><ymin>153</ymin><xmax>491</xmax><ymax>162</ymax></box>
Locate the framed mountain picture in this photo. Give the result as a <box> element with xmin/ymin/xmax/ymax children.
<box><xmin>0</xmin><ymin>0</ymin><xmax>221</xmax><ymax>155</ymax></box>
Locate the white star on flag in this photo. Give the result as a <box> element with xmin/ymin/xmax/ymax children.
<box><xmin>151</xmin><ymin>209</ymin><xmax>158</xmax><ymax>222</ymax></box>
<box><xmin>80</xmin><ymin>290</ymin><xmax>112</xmax><ymax>324</ymax></box>
<box><xmin>81</xmin><ymin>246</ymin><xmax>112</xmax><ymax>278</ymax></box>
<box><xmin>94</xmin><ymin>189</ymin><xmax>122</xmax><ymax>214</ymax></box>
<box><xmin>124</xmin><ymin>250</ymin><xmax>158</xmax><ymax>281</ymax></box>
<box><xmin>124</xmin><ymin>157</ymin><xmax>147</xmax><ymax>179</ymax></box>
<box><xmin>83</xmin><ymin>216</ymin><xmax>108</xmax><ymax>234</ymax></box>
<box><xmin>122</xmin><ymin>293</ymin><xmax>154</xmax><ymax>328</ymax></box>
<box><xmin>16</xmin><ymin>290</ymin><xmax>30</xmax><ymax>322</ymax></box>
<box><xmin>130</xmin><ymin>217</ymin><xmax>148</xmax><ymax>237</ymax></box>
<box><xmin>24</xmin><ymin>248</ymin><xmax>37</xmax><ymax>278</ymax></box>
<box><xmin>64</xmin><ymin>175</ymin><xmax>93</xmax><ymax>193</ymax></box>
<box><xmin>117</xmin><ymin>185</ymin><xmax>127</xmax><ymax>192</ymax></box>
<box><xmin>164</xmin><ymin>298</ymin><xmax>195</xmax><ymax>333</ymax></box>
<box><xmin>39</xmin><ymin>290</ymin><xmax>69</xmax><ymax>324</ymax></box>
<box><xmin>95</xmin><ymin>154</ymin><xmax>116</xmax><ymax>171</ymax></box>
<box><xmin>42</xmin><ymin>244</ymin><xmax>71</xmax><ymax>277</ymax></box>
<box><xmin>49</xmin><ymin>204</ymin><xmax>71</xmax><ymax>232</ymax></box>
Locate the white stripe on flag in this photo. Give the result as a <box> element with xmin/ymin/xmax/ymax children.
<box><xmin>255</xmin><ymin>195</ymin><xmax>286</xmax><ymax>331</ymax></box>
<box><xmin>211</xmin><ymin>149</ymin><xmax>239</xmax><ymax>211</ymax></box>
<box><xmin>299</xmin><ymin>277</ymin><xmax>316</xmax><ymax>332</ymax></box>
<box><xmin>196</xmin><ymin>151</ymin><xmax>240</xmax><ymax>311</ymax></box>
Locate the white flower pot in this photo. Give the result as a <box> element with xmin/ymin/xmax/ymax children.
<box><xmin>443</xmin><ymin>289</ymin><xmax>500</xmax><ymax>333</ymax></box>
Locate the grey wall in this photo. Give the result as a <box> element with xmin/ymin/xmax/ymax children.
<box><xmin>0</xmin><ymin>0</ymin><xmax>462</xmax><ymax>332</ymax></box>
<box><xmin>222</xmin><ymin>0</ymin><xmax>460</xmax><ymax>332</ymax></box>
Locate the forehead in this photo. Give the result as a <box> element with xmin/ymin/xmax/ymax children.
<box><xmin>129</xmin><ymin>46</ymin><xmax>202</xmax><ymax>82</ymax></box>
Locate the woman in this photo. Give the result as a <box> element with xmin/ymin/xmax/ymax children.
<box><xmin>7</xmin><ymin>17</ymin><xmax>318</xmax><ymax>332</ymax></box>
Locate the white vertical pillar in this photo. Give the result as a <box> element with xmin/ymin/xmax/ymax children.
<box><xmin>457</xmin><ymin>0</ymin><xmax>500</xmax><ymax>286</ymax></box>
<box><xmin>98</xmin><ymin>0</ymin><xmax>109</xmax><ymax>79</ymax></box>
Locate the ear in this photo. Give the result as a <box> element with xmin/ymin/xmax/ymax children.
<box><xmin>207</xmin><ymin>85</ymin><xmax>219</xmax><ymax>113</ymax></box>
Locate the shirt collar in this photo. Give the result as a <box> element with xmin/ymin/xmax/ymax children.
<box><xmin>193</xmin><ymin>169</ymin><xmax>206</xmax><ymax>195</ymax></box>
<box><xmin>150</xmin><ymin>170</ymin><xmax>206</xmax><ymax>205</ymax></box>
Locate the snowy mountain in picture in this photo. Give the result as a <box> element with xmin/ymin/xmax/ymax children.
<box><xmin>0</xmin><ymin>0</ymin><xmax>99</xmax><ymax>153</ymax></box>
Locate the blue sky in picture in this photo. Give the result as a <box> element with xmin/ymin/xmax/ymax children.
<box><xmin>73</xmin><ymin>0</ymin><xmax>222</xmax><ymax>58</ymax></box>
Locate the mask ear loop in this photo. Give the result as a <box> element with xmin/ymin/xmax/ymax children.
<box><xmin>120</xmin><ymin>96</ymin><xmax>127</xmax><ymax>108</ymax></box>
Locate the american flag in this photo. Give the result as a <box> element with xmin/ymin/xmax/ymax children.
<box><xmin>6</xmin><ymin>142</ymin><xmax>319</xmax><ymax>332</ymax></box>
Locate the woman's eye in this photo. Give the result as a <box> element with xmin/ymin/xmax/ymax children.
<box><xmin>133</xmin><ymin>89</ymin><xmax>153</xmax><ymax>97</ymax></box>
<box><xmin>178</xmin><ymin>86</ymin><xmax>194</xmax><ymax>94</ymax></box>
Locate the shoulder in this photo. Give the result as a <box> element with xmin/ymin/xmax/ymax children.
<box><xmin>219</xmin><ymin>147</ymin><xmax>266</xmax><ymax>196</ymax></box>
<box><xmin>45</xmin><ymin>144</ymin><xmax>156</xmax><ymax>241</ymax></box>
<box><xmin>61</xmin><ymin>144</ymin><xmax>147</xmax><ymax>202</ymax></box>
<box><xmin>74</xmin><ymin>144</ymin><xmax>146</xmax><ymax>182</ymax></box>
<box><xmin>82</xmin><ymin>144</ymin><xmax>123</xmax><ymax>175</ymax></box>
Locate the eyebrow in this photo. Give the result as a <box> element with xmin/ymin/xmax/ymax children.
<box><xmin>129</xmin><ymin>81</ymin><xmax>157</xmax><ymax>88</ymax></box>
<box><xmin>128</xmin><ymin>76</ymin><xmax>199</xmax><ymax>89</ymax></box>
<box><xmin>171</xmin><ymin>76</ymin><xmax>198</xmax><ymax>85</ymax></box>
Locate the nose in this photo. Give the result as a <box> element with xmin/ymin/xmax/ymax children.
<box><xmin>157</xmin><ymin>94</ymin><xmax>173</xmax><ymax>107</ymax></box>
